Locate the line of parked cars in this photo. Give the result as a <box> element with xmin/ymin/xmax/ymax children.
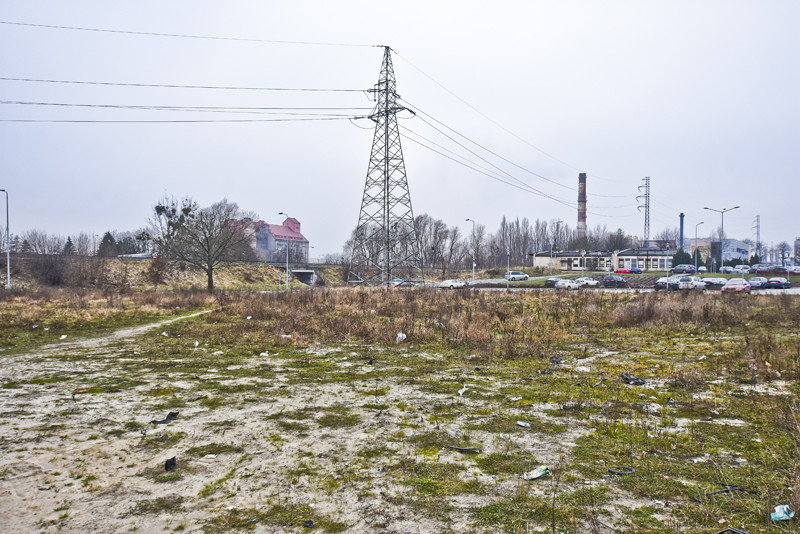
<box><xmin>654</xmin><ymin>274</ymin><xmax>792</xmax><ymax>292</ymax></box>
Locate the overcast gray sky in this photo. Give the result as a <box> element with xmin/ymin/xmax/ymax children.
<box><xmin>1</xmin><ymin>1</ymin><xmax>798</xmax><ymax>256</ymax></box>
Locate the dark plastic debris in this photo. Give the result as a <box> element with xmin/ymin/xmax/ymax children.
<box><xmin>692</xmin><ymin>483</ymin><xmax>749</xmax><ymax>503</ymax></box>
<box><xmin>165</xmin><ymin>457</ymin><xmax>177</xmax><ymax>472</ymax></box>
<box><xmin>620</xmin><ymin>372</ymin><xmax>646</xmax><ymax>386</ymax></box>
<box><xmin>608</xmin><ymin>466</ymin><xmax>635</xmax><ymax>476</ymax></box>
<box><xmin>448</xmin><ymin>446</ymin><xmax>483</xmax><ymax>454</ymax></box>
<box><xmin>550</xmin><ymin>356</ymin><xmax>562</xmax><ymax>365</ymax></box>
<box><xmin>150</xmin><ymin>411</ymin><xmax>179</xmax><ymax>425</ymax></box>
<box><xmin>303</xmin><ymin>519</ymin><xmax>315</xmax><ymax>528</ymax></box>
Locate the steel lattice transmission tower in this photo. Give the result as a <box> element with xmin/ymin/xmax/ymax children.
<box><xmin>636</xmin><ymin>176</ymin><xmax>651</xmax><ymax>245</ymax></box>
<box><xmin>348</xmin><ymin>46</ymin><xmax>424</xmax><ymax>285</ymax></box>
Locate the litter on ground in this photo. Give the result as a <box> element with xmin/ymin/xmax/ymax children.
<box><xmin>522</xmin><ymin>466</ymin><xmax>549</xmax><ymax>480</ymax></box>
<box><xmin>516</xmin><ymin>421</ymin><xmax>531</xmax><ymax>428</ymax></box>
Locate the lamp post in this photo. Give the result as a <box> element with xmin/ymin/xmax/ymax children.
<box><xmin>0</xmin><ymin>189</ymin><xmax>9</xmax><ymax>289</ymax></box>
<box><xmin>550</xmin><ymin>219</ymin><xmax>563</xmax><ymax>275</ymax></box>
<box><xmin>465</xmin><ymin>218</ymin><xmax>476</xmax><ymax>281</ymax></box>
<box><xmin>278</xmin><ymin>212</ymin><xmax>290</xmax><ymax>290</ymax></box>
<box><xmin>704</xmin><ymin>206</ymin><xmax>739</xmax><ymax>272</ymax></box>
<box><xmin>694</xmin><ymin>221</ymin><xmax>704</xmax><ymax>271</ymax></box>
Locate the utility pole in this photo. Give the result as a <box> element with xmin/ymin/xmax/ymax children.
<box><xmin>636</xmin><ymin>176</ymin><xmax>651</xmax><ymax>246</ymax></box>
<box><xmin>348</xmin><ymin>46</ymin><xmax>423</xmax><ymax>286</ymax></box>
<box><xmin>752</xmin><ymin>215</ymin><xmax>761</xmax><ymax>261</ymax></box>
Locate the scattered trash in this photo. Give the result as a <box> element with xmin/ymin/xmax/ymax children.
<box><xmin>377</xmin><ymin>421</ymin><xmax>391</xmax><ymax>427</ymax></box>
<box><xmin>203</xmin><ymin>454</ymin><xmax>217</xmax><ymax>459</ymax></box>
<box><xmin>303</xmin><ymin>519</ymin><xmax>315</xmax><ymax>528</ymax></box>
<box><xmin>32</xmin><ymin>324</ymin><xmax>38</xmax><ymax>329</ymax></box>
<box><xmin>44</xmin><ymin>327</ymin><xmax>50</xmax><ymax>331</ymax></box>
<box><xmin>448</xmin><ymin>446</ymin><xmax>482</xmax><ymax>454</ymax></box>
<box><xmin>550</xmin><ymin>356</ymin><xmax>562</xmax><ymax>365</ymax></box>
<box><xmin>509</xmin><ymin>396</ymin><xmax>522</xmax><ymax>402</ymax></box>
<box><xmin>711</xmin><ymin>409</ymin><xmax>720</xmax><ymax>415</ymax></box>
<box><xmin>249</xmin><ymin>518</ymin><xmax>258</xmax><ymax>523</ymax></box>
<box><xmin>368</xmin><ymin>357</ymin><xmax>374</xmax><ymax>365</ymax></box>
<box><xmin>395</xmin><ymin>332</ymin><xmax>407</xmax><ymax>343</ymax></box>
<box><xmin>317</xmin><ymin>453</ymin><xmax>329</xmax><ymax>458</ymax></box>
<box><xmin>194</xmin><ymin>341</ymin><xmax>200</xmax><ymax>347</ymax></box>
<box><xmin>516</xmin><ymin>421</ymin><xmax>531</xmax><ymax>428</ymax></box>
<box><xmin>458</xmin><ymin>384</ymin><xmax>468</xmax><ymax>397</ymax></box>
<box><xmin>190</xmin><ymin>395</ymin><xmax>204</xmax><ymax>402</ymax></box>
<box><xmin>620</xmin><ymin>372</ymin><xmax>646</xmax><ymax>386</ymax></box>
<box><xmin>74</xmin><ymin>388</ymin><xmax>88</xmax><ymax>394</ymax></box>
<box><xmin>668</xmin><ymin>398</ymin><xmax>675</xmax><ymax>405</ymax></box>
<box><xmin>770</xmin><ymin>504</ymin><xmax>794</xmax><ymax>521</ymax></box>
<box><xmin>699</xmin><ymin>355</ymin><xmax>707</xmax><ymax>360</ymax></box>
<box><xmin>608</xmin><ymin>466</ymin><xmax>635</xmax><ymax>476</ymax></box>
<box><xmin>246</xmin><ymin>316</ymin><xmax>252</xmax><ymax>320</ymax></box>
<box><xmin>59</xmin><ymin>335</ymin><xmax>68</xmax><ymax>340</ymax></box>
<box><xmin>474</xmin><ymin>366</ymin><xmax>481</xmax><ymax>371</ymax></box>
<box><xmin>523</xmin><ymin>466</ymin><xmax>550</xmax><ymax>480</ymax></box>
<box><xmin>259</xmin><ymin>352</ymin><xmax>269</xmax><ymax>357</ymax></box>
<box><xmin>164</xmin><ymin>457</ymin><xmax>177</xmax><ymax>472</ymax></box>
<box><xmin>691</xmin><ymin>483</ymin><xmax>749</xmax><ymax>502</ymax></box>
<box><xmin>591</xmin><ymin>380</ymin><xmax>603</xmax><ymax>388</ymax></box>
<box><xmin>212</xmin><ymin>350</ymin><xmax>224</xmax><ymax>355</ymax></box>
<box><xmin>161</xmin><ymin>331</ymin><xmax>168</xmax><ymax>337</ymax></box>
<box><xmin>712</xmin><ymin>528</ymin><xmax>749</xmax><ymax>534</ymax></box>
<box><xmin>150</xmin><ymin>412</ymin><xmax>179</xmax><ymax>425</ymax></box>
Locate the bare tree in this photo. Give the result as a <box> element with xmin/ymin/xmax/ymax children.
<box><xmin>150</xmin><ymin>195</ymin><xmax>198</xmax><ymax>257</ymax></box>
<box><xmin>153</xmin><ymin>198</ymin><xmax>256</xmax><ymax>291</ymax></box>
<box><xmin>21</xmin><ymin>229</ymin><xmax>63</xmax><ymax>254</ymax></box>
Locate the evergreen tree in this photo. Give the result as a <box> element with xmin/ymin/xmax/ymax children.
<box><xmin>672</xmin><ymin>249</ymin><xmax>691</xmax><ymax>266</ymax></box>
<box><xmin>63</xmin><ymin>236</ymin><xmax>75</xmax><ymax>255</ymax></box>
<box><xmin>97</xmin><ymin>232</ymin><xmax>117</xmax><ymax>257</ymax></box>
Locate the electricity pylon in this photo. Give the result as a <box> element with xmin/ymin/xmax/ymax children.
<box><xmin>348</xmin><ymin>46</ymin><xmax>424</xmax><ymax>286</ymax></box>
<box><xmin>636</xmin><ymin>176</ymin><xmax>651</xmax><ymax>246</ymax></box>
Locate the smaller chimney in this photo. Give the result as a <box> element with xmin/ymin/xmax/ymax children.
<box><xmin>577</xmin><ymin>173</ymin><xmax>587</xmax><ymax>240</ymax></box>
<box><xmin>679</xmin><ymin>213</ymin><xmax>685</xmax><ymax>250</ymax></box>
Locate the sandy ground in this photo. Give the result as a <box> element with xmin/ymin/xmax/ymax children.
<box><xmin>3</xmin><ymin>312</ymin><xmax>785</xmax><ymax>533</ymax></box>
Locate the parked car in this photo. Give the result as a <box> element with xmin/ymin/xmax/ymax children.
<box><xmin>555</xmin><ymin>279</ymin><xmax>581</xmax><ymax>290</ymax></box>
<box><xmin>575</xmin><ymin>276</ymin><xmax>599</xmax><ymax>287</ymax></box>
<box><xmin>678</xmin><ymin>276</ymin><xmax>705</xmax><ymax>290</ymax></box>
<box><xmin>438</xmin><ymin>279</ymin><xmax>466</xmax><ymax>289</ymax></box>
<box><xmin>701</xmin><ymin>277</ymin><xmax>727</xmax><ymax>290</ymax></box>
<box><xmin>772</xmin><ymin>266</ymin><xmax>788</xmax><ymax>275</ymax></box>
<box><xmin>654</xmin><ymin>277</ymin><xmax>670</xmax><ymax>291</ymax></box>
<box><xmin>544</xmin><ymin>277</ymin><xmax>562</xmax><ymax>288</ymax></box>
<box><xmin>383</xmin><ymin>278</ymin><xmax>406</xmax><ymax>287</ymax></box>
<box><xmin>630</xmin><ymin>267</ymin><xmax>642</xmax><ymax>274</ymax></box>
<box><xmin>721</xmin><ymin>278</ymin><xmax>751</xmax><ymax>293</ymax></box>
<box><xmin>669</xmin><ymin>264</ymin><xmax>696</xmax><ymax>275</ymax></box>
<box><xmin>789</xmin><ymin>266</ymin><xmax>800</xmax><ymax>275</ymax></box>
<box><xmin>505</xmin><ymin>270</ymin><xmax>529</xmax><ymax>281</ymax></box>
<box><xmin>614</xmin><ymin>268</ymin><xmax>631</xmax><ymax>274</ymax></box>
<box><xmin>603</xmin><ymin>275</ymin><xmax>627</xmax><ymax>288</ymax></box>
<box><xmin>764</xmin><ymin>277</ymin><xmax>791</xmax><ymax>289</ymax></box>
<box><xmin>733</xmin><ymin>265</ymin><xmax>750</xmax><ymax>274</ymax></box>
<box><xmin>748</xmin><ymin>276</ymin><xmax>769</xmax><ymax>289</ymax></box>
<box><xmin>697</xmin><ymin>266</ymin><xmax>708</xmax><ymax>273</ymax></box>
<box><xmin>719</xmin><ymin>266</ymin><xmax>734</xmax><ymax>274</ymax></box>
<box><xmin>755</xmin><ymin>264</ymin><xmax>774</xmax><ymax>275</ymax></box>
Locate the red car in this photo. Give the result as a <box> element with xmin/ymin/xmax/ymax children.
<box><xmin>721</xmin><ymin>278</ymin><xmax>751</xmax><ymax>293</ymax></box>
<box><xmin>615</xmin><ymin>268</ymin><xmax>631</xmax><ymax>274</ymax></box>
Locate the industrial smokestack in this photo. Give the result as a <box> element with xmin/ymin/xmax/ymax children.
<box><xmin>577</xmin><ymin>173</ymin><xmax>587</xmax><ymax>240</ymax></box>
<box><xmin>679</xmin><ymin>213</ymin><xmax>685</xmax><ymax>250</ymax></box>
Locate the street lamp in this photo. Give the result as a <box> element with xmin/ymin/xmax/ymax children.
<box><xmin>550</xmin><ymin>219</ymin><xmax>563</xmax><ymax>275</ymax></box>
<box><xmin>704</xmin><ymin>206</ymin><xmax>739</xmax><ymax>272</ymax></box>
<box><xmin>694</xmin><ymin>221</ymin><xmax>704</xmax><ymax>271</ymax></box>
<box><xmin>465</xmin><ymin>218</ymin><xmax>476</xmax><ymax>281</ymax></box>
<box><xmin>0</xmin><ymin>189</ymin><xmax>9</xmax><ymax>289</ymax></box>
<box><xmin>278</xmin><ymin>212</ymin><xmax>291</xmax><ymax>290</ymax></box>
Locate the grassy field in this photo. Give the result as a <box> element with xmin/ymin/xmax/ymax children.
<box><xmin>1</xmin><ymin>287</ymin><xmax>798</xmax><ymax>533</ymax></box>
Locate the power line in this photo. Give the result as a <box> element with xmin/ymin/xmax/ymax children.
<box><xmin>0</xmin><ymin>116</ymin><xmax>366</xmax><ymax>123</ymax></box>
<box><xmin>402</xmin><ymin>98</ymin><xmax>629</xmax><ymax>200</ymax></box>
<box><xmin>0</xmin><ymin>100</ymin><xmax>370</xmax><ymax>116</ymax></box>
<box><xmin>0</xmin><ymin>20</ymin><xmax>378</xmax><ymax>48</ymax></box>
<box><xmin>394</xmin><ymin>51</ymin><xmax>629</xmax><ymax>185</ymax></box>
<box><xmin>0</xmin><ymin>76</ymin><xmax>365</xmax><ymax>93</ymax></box>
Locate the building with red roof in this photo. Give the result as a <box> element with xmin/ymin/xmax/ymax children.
<box><xmin>252</xmin><ymin>217</ymin><xmax>309</xmax><ymax>263</ymax></box>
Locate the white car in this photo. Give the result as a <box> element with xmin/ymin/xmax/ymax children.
<box><xmin>438</xmin><ymin>279</ymin><xmax>466</xmax><ymax>289</ymax></box>
<box><xmin>575</xmin><ymin>276</ymin><xmax>599</xmax><ymax>287</ymax></box>
<box><xmin>677</xmin><ymin>276</ymin><xmax>705</xmax><ymax>290</ymax></box>
<box><xmin>733</xmin><ymin>265</ymin><xmax>750</xmax><ymax>274</ymax></box>
<box><xmin>555</xmin><ymin>279</ymin><xmax>581</xmax><ymax>290</ymax></box>
<box><xmin>505</xmin><ymin>270</ymin><xmax>529</xmax><ymax>281</ymax></box>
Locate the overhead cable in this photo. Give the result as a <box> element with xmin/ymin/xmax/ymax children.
<box><xmin>0</xmin><ymin>20</ymin><xmax>378</xmax><ymax>48</ymax></box>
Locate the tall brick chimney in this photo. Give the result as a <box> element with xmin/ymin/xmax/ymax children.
<box><xmin>577</xmin><ymin>173</ymin><xmax>587</xmax><ymax>240</ymax></box>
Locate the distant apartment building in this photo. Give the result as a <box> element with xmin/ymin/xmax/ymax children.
<box><xmin>531</xmin><ymin>248</ymin><xmax>675</xmax><ymax>272</ymax></box>
<box><xmin>688</xmin><ymin>238</ymin><xmax>750</xmax><ymax>264</ymax></box>
<box><xmin>251</xmin><ymin>217</ymin><xmax>309</xmax><ymax>263</ymax></box>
